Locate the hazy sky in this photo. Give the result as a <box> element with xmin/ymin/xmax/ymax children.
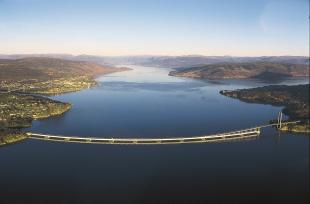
<box><xmin>0</xmin><ymin>0</ymin><xmax>308</xmax><ymax>56</ymax></box>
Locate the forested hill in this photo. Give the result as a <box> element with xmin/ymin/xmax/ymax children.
<box><xmin>0</xmin><ymin>57</ymin><xmax>129</xmax><ymax>81</ymax></box>
<box><xmin>169</xmin><ymin>61</ymin><xmax>309</xmax><ymax>80</ymax></box>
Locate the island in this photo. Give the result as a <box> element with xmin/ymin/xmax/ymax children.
<box><xmin>220</xmin><ymin>84</ymin><xmax>310</xmax><ymax>133</ymax></box>
<box><xmin>169</xmin><ymin>61</ymin><xmax>309</xmax><ymax>80</ymax></box>
<box><xmin>0</xmin><ymin>57</ymin><xmax>131</xmax><ymax>145</ymax></box>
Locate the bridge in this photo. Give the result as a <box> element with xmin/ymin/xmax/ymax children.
<box><xmin>27</xmin><ymin>119</ymin><xmax>300</xmax><ymax>145</ymax></box>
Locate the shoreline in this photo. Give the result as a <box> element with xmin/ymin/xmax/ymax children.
<box><xmin>0</xmin><ymin>67</ymin><xmax>132</xmax><ymax>146</ymax></box>
<box><xmin>1</xmin><ymin>66</ymin><xmax>308</xmax><ymax>146</ymax></box>
<box><xmin>220</xmin><ymin>84</ymin><xmax>310</xmax><ymax>134</ymax></box>
<box><xmin>169</xmin><ymin>71</ymin><xmax>309</xmax><ymax>81</ymax></box>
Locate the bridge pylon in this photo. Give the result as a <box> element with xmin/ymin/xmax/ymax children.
<box><xmin>277</xmin><ymin>112</ymin><xmax>283</xmax><ymax>129</ymax></box>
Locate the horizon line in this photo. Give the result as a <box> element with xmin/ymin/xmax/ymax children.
<box><xmin>0</xmin><ymin>53</ymin><xmax>308</xmax><ymax>58</ymax></box>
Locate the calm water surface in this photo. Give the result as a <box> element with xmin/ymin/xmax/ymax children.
<box><xmin>0</xmin><ymin>66</ymin><xmax>309</xmax><ymax>204</ymax></box>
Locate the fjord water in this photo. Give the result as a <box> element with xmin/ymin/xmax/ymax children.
<box><xmin>0</xmin><ymin>66</ymin><xmax>309</xmax><ymax>203</ymax></box>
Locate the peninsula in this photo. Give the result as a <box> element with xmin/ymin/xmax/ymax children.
<box><xmin>220</xmin><ymin>84</ymin><xmax>310</xmax><ymax>133</ymax></box>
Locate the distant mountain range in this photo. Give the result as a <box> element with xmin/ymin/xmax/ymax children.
<box><xmin>0</xmin><ymin>54</ymin><xmax>308</xmax><ymax>68</ymax></box>
<box><xmin>141</xmin><ymin>55</ymin><xmax>309</xmax><ymax>68</ymax></box>
<box><xmin>0</xmin><ymin>54</ymin><xmax>154</xmax><ymax>66</ymax></box>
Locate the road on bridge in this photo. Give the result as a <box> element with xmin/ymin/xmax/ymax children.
<box><xmin>27</xmin><ymin>121</ymin><xmax>300</xmax><ymax>145</ymax></box>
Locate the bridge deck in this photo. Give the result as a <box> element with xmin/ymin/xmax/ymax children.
<box><xmin>27</xmin><ymin>121</ymin><xmax>300</xmax><ymax>145</ymax></box>
<box><xmin>28</xmin><ymin>128</ymin><xmax>261</xmax><ymax>145</ymax></box>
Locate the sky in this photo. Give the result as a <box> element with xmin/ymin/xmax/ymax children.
<box><xmin>0</xmin><ymin>0</ymin><xmax>309</xmax><ymax>56</ymax></box>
